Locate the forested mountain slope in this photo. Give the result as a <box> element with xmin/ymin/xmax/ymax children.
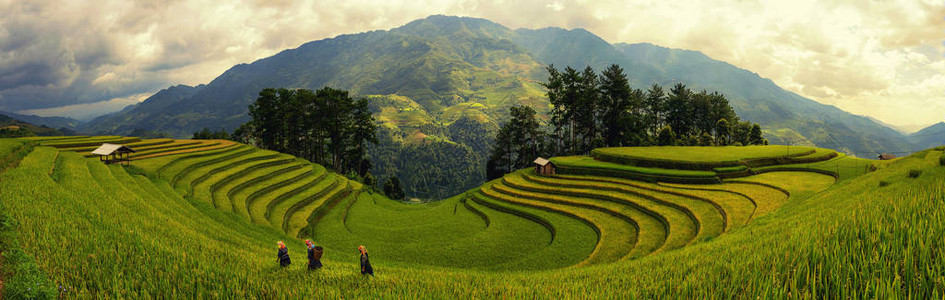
<box><xmin>83</xmin><ymin>15</ymin><xmax>922</xmax><ymax>197</ymax></box>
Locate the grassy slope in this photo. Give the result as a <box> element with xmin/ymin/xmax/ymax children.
<box><xmin>593</xmin><ymin>145</ymin><xmax>817</xmax><ymax>163</ymax></box>
<box><xmin>1</xmin><ymin>141</ymin><xmax>942</xmax><ymax>297</ymax></box>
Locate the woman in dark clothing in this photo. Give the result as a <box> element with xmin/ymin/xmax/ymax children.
<box><xmin>277</xmin><ymin>241</ymin><xmax>291</xmax><ymax>268</ymax></box>
<box><xmin>305</xmin><ymin>240</ymin><xmax>323</xmax><ymax>270</ymax></box>
<box><xmin>358</xmin><ymin>245</ymin><xmax>373</xmax><ymax>276</ymax></box>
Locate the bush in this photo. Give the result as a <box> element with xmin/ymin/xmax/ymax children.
<box><xmin>908</xmin><ymin>169</ymin><xmax>922</xmax><ymax>178</ymax></box>
<box><xmin>878</xmin><ymin>181</ymin><xmax>890</xmax><ymax>187</ymax></box>
<box><xmin>939</xmin><ymin>154</ymin><xmax>945</xmax><ymax>166</ymax></box>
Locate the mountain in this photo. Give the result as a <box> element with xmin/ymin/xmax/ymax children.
<box><xmin>80</xmin><ymin>84</ymin><xmax>205</xmax><ymax>135</ymax></box>
<box><xmin>0</xmin><ymin>114</ymin><xmax>75</xmax><ymax>136</ymax></box>
<box><xmin>0</xmin><ymin>111</ymin><xmax>82</xmax><ymax>131</ymax></box>
<box><xmin>84</xmin><ymin>15</ymin><xmax>921</xmax><ymax>196</ymax></box>
<box><xmin>908</xmin><ymin>122</ymin><xmax>945</xmax><ymax>150</ymax></box>
<box><xmin>608</xmin><ymin>42</ymin><xmax>913</xmax><ymax>155</ymax></box>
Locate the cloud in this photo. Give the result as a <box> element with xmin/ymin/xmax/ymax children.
<box><xmin>1</xmin><ymin>0</ymin><xmax>942</xmax><ymax>127</ymax></box>
<box><xmin>18</xmin><ymin>92</ymin><xmax>151</xmax><ymax>121</ymax></box>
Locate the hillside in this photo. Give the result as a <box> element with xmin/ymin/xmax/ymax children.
<box><xmin>0</xmin><ymin>137</ymin><xmax>941</xmax><ymax>297</ymax></box>
<box><xmin>0</xmin><ymin>114</ymin><xmax>74</xmax><ymax>137</ymax></box>
<box><xmin>909</xmin><ymin>122</ymin><xmax>945</xmax><ymax>150</ymax></box>
<box><xmin>0</xmin><ymin>111</ymin><xmax>81</xmax><ymax>131</ymax></box>
<box><xmin>81</xmin><ymin>15</ymin><xmax>923</xmax><ymax>198</ymax></box>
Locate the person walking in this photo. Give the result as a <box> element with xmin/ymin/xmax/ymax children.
<box><xmin>305</xmin><ymin>240</ymin><xmax>323</xmax><ymax>270</ymax></box>
<box><xmin>277</xmin><ymin>241</ymin><xmax>291</xmax><ymax>268</ymax></box>
<box><xmin>358</xmin><ymin>245</ymin><xmax>373</xmax><ymax>276</ymax></box>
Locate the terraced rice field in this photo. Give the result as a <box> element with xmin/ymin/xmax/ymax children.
<box><xmin>5</xmin><ymin>137</ymin><xmax>937</xmax><ymax>298</ymax></box>
<box><xmin>314</xmin><ymin>145</ymin><xmax>865</xmax><ymax>269</ymax></box>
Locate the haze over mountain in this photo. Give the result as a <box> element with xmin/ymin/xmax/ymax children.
<box><xmin>909</xmin><ymin>122</ymin><xmax>945</xmax><ymax>151</ymax></box>
<box><xmin>79</xmin><ymin>15</ymin><xmax>934</xmax><ymax>196</ymax></box>
<box><xmin>0</xmin><ymin>111</ymin><xmax>81</xmax><ymax>131</ymax></box>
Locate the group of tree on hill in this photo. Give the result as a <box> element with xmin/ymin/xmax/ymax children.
<box><xmin>192</xmin><ymin>127</ymin><xmax>231</xmax><ymax>140</ymax></box>
<box><xmin>487</xmin><ymin>64</ymin><xmax>767</xmax><ymax>180</ymax></box>
<box><xmin>235</xmin><ymin>87</ymin><xmax>378</xmax><ymax>177</ymax></box>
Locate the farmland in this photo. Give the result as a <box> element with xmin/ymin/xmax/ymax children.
<box><xmin>0</xmin><ymin>136</ymin><xmax>942</xmax><ymax>298</ymax></box>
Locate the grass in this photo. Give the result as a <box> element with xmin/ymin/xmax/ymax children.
<box><xmin>752</xmin><ymin>153</ymin><xmax>872</xmax><ymax>182</ymax></box>
<box><xmin>189</xmin><ymin>153</ymin><xmax>284</xmax><ymax>205</ymax></box>
<box><xmin>227</xmin><ymin>162</ymin><xmax>303</xmax><ymax>220</ymax></box>
<box><xmin>1</xmin><ymin>139</ymin><xmax>941</xmax><ymax>298</ymax></box>
<box><xmin>484</xmin><ymin>180</ymin><xmax>640</xmax><ymax>264</ymax></box>
<box><xmin>551</xmin><ymin>155</ymin><xmax>720</xmax><ymax>183</ymax></box>
<box><xmin>513</xmin><ymin>171</ymin><xmax>693</xmax><ymax>253</ymax></box>
<box><xmin>543</xmin><ymin>173</ymin><xmax>728</xmax><ymax>242</ymax></box>
<box><xmin>209</xmin><ymin>157</ymin><xmax>300</xmax><ymax>211</ymax></box>
<box><xmin>592</xmin><ymin>145</ymin><xmax>818</xmax><ymax>166</ymax></box>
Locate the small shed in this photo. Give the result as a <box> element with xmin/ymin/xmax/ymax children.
<box><xmin>534</xmin><ymin>157</ymin><xmax>556</xmax><ymax>176</ymax></box>
<box><xmin>878</xmin><ymin>153</ymin><xmax>896</xmax><ymax>160</ymax></box>
<box><xmin>92</xmin><ymin>143</ymin><xmax>136</xmax><ymax>165</ymax></box>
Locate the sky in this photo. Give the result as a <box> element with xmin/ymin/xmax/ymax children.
<box><xmin>1</xmin><ymin>0</ymin><xmax>943</xmax><ymax>131</ymax></box>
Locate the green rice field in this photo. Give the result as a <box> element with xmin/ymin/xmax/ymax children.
<box><xmin>0</xmin><ymin>136</ymin><xmax>941</xmax><ymax>298</ymax></box>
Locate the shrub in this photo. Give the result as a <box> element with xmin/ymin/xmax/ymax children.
<box><xmin>908</xmin><ymin>169</ymin><xmax>922</xmax><ymax>178</ymax></box>
<box><xmin>939</xmin><ymin>154</ymin><xmax>945</xmax><ymax>166</ymax></box>
<box><xmin>878</xmin><ymin>181</ymin><xmax>890</xmax><ymax>187</ymax></box>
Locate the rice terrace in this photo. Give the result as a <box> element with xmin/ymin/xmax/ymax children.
<box><xmin>1</xmin><ymin>134</ymin><xmax>943</xmax><ymax>298</ymax></box>
<box><xmin>1</xmin><ymin>1</ymin><xmax>945</xmax><ymax>299</ymax></box>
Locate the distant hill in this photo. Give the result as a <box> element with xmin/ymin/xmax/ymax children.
<box><xmin>0</xmin><ymin>111</ymin><xmax>81</xmax><ymax>131</ymax></box>
<box><xmin>82</xmin><ymin>15</ymin><xmax>925</xmax><ymax>196</ymax></box>
<box><xmin>908</xmin><ymin>122</ymin><xmax>945</xmax><ymax>150</ymax></box>
<box><xmin>0</xmin><ymin>114</ymin><xmax>75</xmax><ymax>136</ymax></box>
<box><xmin>80</xmin><ymin>84</ymin><xmax>205</xmax><ymax>135</ymax></box>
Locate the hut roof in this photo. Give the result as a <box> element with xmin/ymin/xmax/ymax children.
<box><xmin>91</xmin><ymin>143</ymin><xmax>136</xmax><ymax>156</ymax></box>
<box><xmin>533</xmin><ymin>157</ymin><xmax>551</xmax><ymax>166</ymax></box>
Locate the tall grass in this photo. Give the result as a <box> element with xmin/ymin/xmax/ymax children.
<box><xmin>1</xmin><ymin>140</ymin><xmax>941</xmax><ymax>298</ymax></box>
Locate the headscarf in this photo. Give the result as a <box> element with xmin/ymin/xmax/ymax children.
<box><xmin>305</xmin><ymin>240</ymin><xmax>314</xmax><ymax>249</ymax></box>
<box><xmin>277</xmin><ymin>241</ymin><xmax>286</xmax><ymax>249</ymax></box>
<box><xmin>357</xmin><ymin>245</ymin><xmax>367</xmax><ymax>254</ymax></box>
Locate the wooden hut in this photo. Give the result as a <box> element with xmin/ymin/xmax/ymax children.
<box><xmin>92</xmin><ymin>143</ymin><xmax>136</xmax><ymax>165</ymax></box>
<box><xmin>877</xmin><ymin>153</ymin><xmax>897</xmax><ymax>160</ymax></box>
<box><xmin>533</xmin><ymin>157</ymin><xmax>556</xmax><ymax>176</ymax></box>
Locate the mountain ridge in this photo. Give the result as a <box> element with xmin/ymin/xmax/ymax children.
<box><xmin>80</xmin><ymin>15</ymin><xmax>935</xmax><ymax>196</ymax></box>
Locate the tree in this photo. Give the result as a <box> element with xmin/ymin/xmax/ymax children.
<box><xmin>248</xmin><ymin>88</ymin><xmax>283</xmax><ymax>151</ymax></box>
<box><xmin>486</xmin><ymin>105</ymin><xmax>544</xmax><ymax>179</ymax></box>
<box><xmin>363</xmin><ymin>172</ymin><xmax>376</xmax><ymax>191</ymax></box>
<box><xmin>243</xmin><ymin>86</ymin><xmax>376</xmax><ymax>176</ymax></box>
<box><xmin>383</xmin><ymin>176</ymin><xmax>405</xmax><ymax>200</ymax></box>
<box><xmin>657</xmin><ymin>125</ymin><xmax>676</xmax><ymax>146</ymax></box>
<box><xmin>715</xmin><ymin>119</ymin><xmax>730</xmax><ymax>145</ymax></box>
<box><xmin>749</xmin><ymin>123</ymin><xmax>766</xmax><ymax>145</ymax></box>
<box><xmin>644</xmin><ymin>84</ymin><xmax>667</xmax><ymax>136</ymax></box>
<box><xmin>666</xmin><ymin>83</ymin><xmax>692</xmax><ymax>138</ymax></box>
<box><xmin>699</xmin><ymin>132</ymin><xmax>714</xmax><ymax>146</ymax></box>
<box><xmin>192</xmin><ymin>127</ymin><xmax>230</xmax><ymax>140</ymax></box>
<box><xmin>733</xmin><ymin>121</ymin><xmax>752</xmax><ymax>145</ymax></box>
<box><xmin>599</xmin><ymin>64</ymin><xmax>634</xmax><ymax>147</ymax></box>
<box><xmin>575</xmin><ymin>66</ymin><xmax>600</xmax><ymax>153</ymax></box>
<box><xmin>348</xmin><ymin>98</ymin><xmax>378</xmax><ymax>176</ymax></box>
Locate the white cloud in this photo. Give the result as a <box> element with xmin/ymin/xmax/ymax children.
<box><xmin>546</xmin><ymin>1</ymin><xmax>564</xmax><ymax>11</ymax></box>
<box><xmin>18</xmin><ymin>92</ymin><xmax>151</xmax><ymax>121</ymax></box>
<box><xmin>1</xmin><ymin>0</ymin><xmax>942</xmax><ymax>127</ymax></box>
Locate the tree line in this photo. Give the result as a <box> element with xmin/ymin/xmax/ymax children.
<box><xmin>487</xmin><ymin>64</ymin><xmax>767</xmax><ymax>179</ymax></box>
<box><xmin>235</xmin><ymin>87</ymin><xmax>378</xmax><ymax>177</ymax></box>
